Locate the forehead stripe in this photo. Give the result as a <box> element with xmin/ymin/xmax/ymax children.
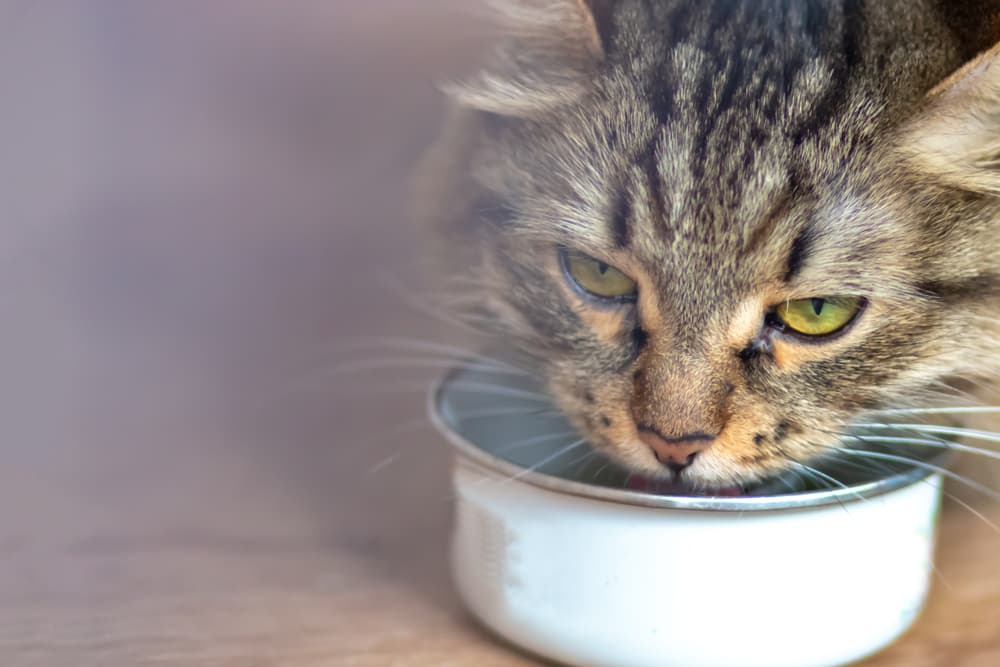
<box><xmin>610</xmin><ymin>185</ymin><xmax>632</xmax><ymax>249</ymax></box>
<box><xmin>784</xmin><ymin>224</ymin><xmax>816</xmax><ymax>283</ymax></box>
<box><xmin>639</xmin><ymin>139</ymin><xmax>669</xmax><ymax>239</ymax></box>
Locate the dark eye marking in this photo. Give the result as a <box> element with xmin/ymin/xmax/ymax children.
<box><xmin>632</xmin><ymin>327</ymin><xmax>649</xmax><ymax>352</ymax></box>
<box><xmin>610</xmin><ymin>187</ymin><xmax>632</xmax><ymax>249</ymax></box>
<box><xmin>638</xmin><ymin>141</ymin><xmax>668</xmax><ymax>235</ymax></box>
<box><xmin>600</xmin><ymin>415</ymin><xmax>612</xmax><ymax>428</ymax></box>
<box><xmin>784</xmin><ymin>225</ymin><xmax>816</xmax><ymax>283</ymax></box>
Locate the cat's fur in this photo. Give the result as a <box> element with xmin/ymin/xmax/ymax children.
<box><xmin>418</xmin><ymin>0</ymin><xmax>1000</xmax><ymax>489</ymax></box>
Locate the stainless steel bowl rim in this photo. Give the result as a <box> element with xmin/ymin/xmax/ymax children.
<box><xmin>429</xmin><ymin>368</ymin><xmax>951</xmax><ymax>512</ymax></box>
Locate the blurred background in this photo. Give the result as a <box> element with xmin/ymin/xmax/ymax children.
<box><xmin>0</xmin><ymin>3</ymin><xmax>997</xmax><ymax>666</ymax></box>
<box><xmin>0</xmin><ymin>2</ymin><xmax>516</xmax><ymax>664</ymax></box>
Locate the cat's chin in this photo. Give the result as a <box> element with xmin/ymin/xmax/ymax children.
<box><xmin>624</xmin><ymin>473</ymin><xmax>746</xmax><ymax>497</ymax></box>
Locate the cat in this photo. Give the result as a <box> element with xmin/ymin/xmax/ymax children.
<box><xmin>416</xmin><ymin>0</ymin><xmax>1000</xmax><ymax>492</ymax></box>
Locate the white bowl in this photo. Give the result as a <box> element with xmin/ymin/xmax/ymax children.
<box><xmin>430</xmin><ymin>366</ymin><xmax>948</xmax><ymax>667</ymax></box>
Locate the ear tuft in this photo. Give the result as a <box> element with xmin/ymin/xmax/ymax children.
<box><xmin>443</xmin><ymin>0</ymin><xmax>609</xmax><ymax>118</ymax></box>
<box><xmin>900</xmin><ymin>43</ymin><xmax>1000</xmax><ymax>195</ymax></box>
<box><xmin>486</xmin><ymin>0</ymin><xmax>606</xmax><ymax>62</ymax></box>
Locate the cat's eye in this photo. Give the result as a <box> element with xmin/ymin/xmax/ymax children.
<box><xmin>560</xmin><ymin>248</ymin><xmax>637</xmax><ymax>301</ymax></box>
<box><xmin>773</xmin><ymin>297</ymin><xmax>864</xmax><ymax>337</ymax></box>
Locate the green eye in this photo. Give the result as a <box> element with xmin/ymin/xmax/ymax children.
<box><xmin>774</xmin><ymin>297</ymin><xmax>864</xmax><ymax>337</ymax></box>
<box><xmin>560</xmin><ymin>249</ymin><xmax>637</xmax><ymax>300</ymax></box>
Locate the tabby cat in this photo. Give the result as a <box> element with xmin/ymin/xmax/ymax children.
<box><xmin>417</xmin><ymin>0</ymin><xmax>1000</xmax><ymax>491</ymax></box>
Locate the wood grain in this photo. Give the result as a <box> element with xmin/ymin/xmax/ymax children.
<box><xmin>0</xmin><ymin>3</ymin><xmax>997</xmax><ymax>666</ymax></box>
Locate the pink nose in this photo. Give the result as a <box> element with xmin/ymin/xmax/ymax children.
<box><xmin>637</xmin><ymin>427</ymin><xmax>715</xmax><ymax>473</ymax></box>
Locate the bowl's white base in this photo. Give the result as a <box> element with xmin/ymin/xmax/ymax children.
<box><xmin>451</xmin><ymin>463</ymin><xmax>941</xmax><ymax>667</ymax></box>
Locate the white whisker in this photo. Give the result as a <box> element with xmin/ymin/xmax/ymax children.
<box><xmin>325</xmin><ymin>379</ymin><xmax>551</xmax><ymax>402</ymax></box>
<box><xmin>340</xmin><ymin>336</ymin><xmax>530</xmax><ymax>373</ymax></box>
<box><xmin>366</xmin><ymin>452</ymin><xmax>403</xmax><ymax>476</ymax></box>
<box><xmin>375</xmin><ymin>271</ymin><xmax>496</xmax><ymax>335</ymax></box>
<box><xmin>331</xmin><ymin>357</ymin><xmax>529</xmax><ymax>377</ymax></box>
<box><xmin>509</xmin><ymin>439</ymin><xmax>588</xmax><ymax>481</ymax></box>
<box><xmin>837</xmin><ymin>448</ymin><xmax>1000</xmax><ymax>502</ymax></box>
<box><xmin>458</xmin><ymin>406</ymin><xmax>564</xmax><ymax>421</ymax></box>
<box><xmin>446</xmin><ymin>438</ymin><xmax>590</xmax><ymax>500</ymax></box>
<box><xmin>787</xmin><ymin>461</ymin><xmax>859</xmax><ymax>510</ymax></box>
<box><xmin>492</xmin><ymin>430</ymin><xmax>578</xmax><ymax>456</ymax></box>
<box><xmin>853</xmin><ymin>423</ymin><xmax>1000</xmax><ymax>445</ymax></box>
<box><xmin>868</xmin><ymin>406</ymin><xmax>1000</xmax><ymax>416</ymax></box>
<box><xmin>566</xmin><ymin>449</ymin><xmax>601</xmax><ymax>476</ymax></box>
<box><xmin>944</xmin><ymin>491</ymin><xmax>1000</xmax><ymax>538</ymax></box>
<box><xmin>443</xmin><ymin>380</ymin><xmax>552</xmax><ymax>402</ymax></box>
<box><xmin>848</xmin><ymin>432</ymin><xmax>1000</xmax><ymax>463</ymax></box>
<box><xmin>589</xmin><ymin>458</ymin><xmax>614</xmax><ymax>481</ymax></box>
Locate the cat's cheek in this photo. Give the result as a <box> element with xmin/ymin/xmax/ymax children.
<box><xmin>533</xmin><ymin>350</ymin><xmax>647</xmax><ymax>439</ymax></box>
<box><xmin>569</xmin><ymin>303</ymin><xmax>630</xmax><ymax>346</ymax></box>
<box><xmin>545</xmin><ymin>254</ymin><xmax>632</xmax><ymax>346</ymax></box>
<box><xmin>691</xmin><ymin>419</ymin><xmax>782</xmax><ymax>483</ymax></box>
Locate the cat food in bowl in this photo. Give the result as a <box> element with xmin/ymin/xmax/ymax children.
<box><xmin>429</xmin><ymin>365</ymin><xmax>949</xmax><ymax>667</ymax></box>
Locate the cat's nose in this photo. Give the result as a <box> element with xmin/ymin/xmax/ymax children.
<box><xmin>637</xmin><ymin>427</ymin><xmax>714</xmax><ymax>473</ymax></box>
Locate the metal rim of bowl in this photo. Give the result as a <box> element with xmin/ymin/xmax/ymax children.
<box><xmin>428</xmin><ymin>367</ymin><xmax>952</xmax><ymax>512</ymax></box>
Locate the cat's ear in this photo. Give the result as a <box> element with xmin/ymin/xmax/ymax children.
<box><xmin>899</xmin><ymin>42</ymin><xmax>1000</xmax><ymax>194</ymax></box>
<box><xmin>444</xmin><ymin>0</ymin><xmax>611</xmax><ymax>117</ymax></box>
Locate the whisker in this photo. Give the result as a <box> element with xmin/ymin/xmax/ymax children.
<box><xmin>375</xmin><ymin>271</ymin><xmax>497</xmax><ymax>335</ymax></box>
<box><xmin>366</xmin><ymin>452</ymin><xmax>404</xmax><ymax>477</ymax></box>
<box><xmin>784</xmin><ymin>461</ymin><xmax>831</xmax><ymax>490</ymax></box>
<box><xmin>943</xmin><ymin>491</ymin><xmax>1000</xmax><ymax>538</ymax></box>
<box><xmin>853</xmin><ymin>423</ymin><xmax>1000</xmax><ymax>445</ymax></box>
<box><xmin>566</xmin><ymin>449</ymin><xmax>601</xmax><ymax>476</ymax></box>
<box><xmin>340</xmin><ymin>336</ymin><xmax>531</xmax><ymax>373</ymax></box>
<box><xmin>330</xmin><ymin>357</ymin><xmax>530</xmax><ymax>377</ymax></box>
<box><xmin>361</xmin><ymin>409</ymin><xmax>560</xmax><ymax>477</ymax></box>
<box><xmin>509</xmin><ymin>439</ymin><xmax>588</xmax><ymax>481</ymax></box>
<box><xmin>796</xmin><ymin>462</ymin><xmax>858</xmax><ymax>495</ymax></box>
<box><xmin>443</xmin><ymin>380</ymin><xmax>552</xmax><ymax>402</ymax></box>
<box><xmin>822</xmin><ymin>448</ymin><xmax>962</xmax><ymax>592</ymax></box>
<box><xmin>846</xmin><ymin>435</ymin><xmax>948</xmax><ymax>447</ymax></box>
<box><xmin>457</xmin><ymin>406</ymin><xmax>564</xmax><ymax>421</ymax></box>
<box><xmin>834</xmin><ymin>451</ymin><xmax>1000</xmax><ymax>575</ymax></box>
<box><xmin>447</xmin><ymin>437</ymin><xmax>590</xmax><ymax>500</ymax></box>
<box><xmin>786</xmin><ymin>461</ymin><xmax>857</xmax><ymax>512</ymax></box>
<box><xmin>836</xmin><ymin>448</ymin><xmax>1000</xmax><ymax>503</ymax></box>
<box><xmin>848</xmin><ymin>433</ymin><xmax>1000</xmax><ymax>464</ymax></box>
<box><xmin>818</xmin><ymin>449</ymin><xmax>899</xmax><ymax>478</ymax></box>
<box><xmin>769</xmin><ymin>470</ymin><xmax>805</xmax><ymax>494</ymax></box>
<box><xmin>317</xmin><ymin>380</ymin><xmax>552</xmax><ymax>403</ymax></box>
<box><xmin>492</xmin><ymin>430</ymin><xmax>578</xmax><ymax>456</ymax></box>
<box><xmin>870</xmin><ymin>406</ymin><xmax>1000</xmax><ymax>416</ymax></box>
<box><xmin>878</xmin><ymin>382</ymin><xmax>986</xmax><ymax>410</ymax></box>
<box><xmin>357</xmin><ymin>414</ymin><xmax>434</xmax><ymax>448</ymax></box>
<box><xmin>589</xmin><ymin>458</ymin><xmax>614</xmax><ymax>482</ymax></box>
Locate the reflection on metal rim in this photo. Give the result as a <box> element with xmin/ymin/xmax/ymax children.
<box><xmin>428</xmin><ymin>367</ymin><xmax>952</xmax><ymax>512</ymax></box>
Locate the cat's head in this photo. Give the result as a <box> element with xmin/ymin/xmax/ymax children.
<box><xmin>419</xmin><ymin>0</ymin><xmax>1000</xmax><ymax>489</ymax></box>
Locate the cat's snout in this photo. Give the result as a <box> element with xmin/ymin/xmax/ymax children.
<box><xmin>637</xmin><ymin>427</ymin><xmax>714</xmax><ymax>473</ymax></box>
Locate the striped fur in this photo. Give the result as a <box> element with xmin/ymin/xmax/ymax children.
<box><xmin>418</xmin><ymin>0</ymin><xmax>1000</xmax><ymax>487</ymax></box>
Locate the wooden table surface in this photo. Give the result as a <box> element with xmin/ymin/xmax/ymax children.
<box><xmin>2</xmin><ymin>3</ymin><xmax>998</xmax><ymax>666</ymax></box>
